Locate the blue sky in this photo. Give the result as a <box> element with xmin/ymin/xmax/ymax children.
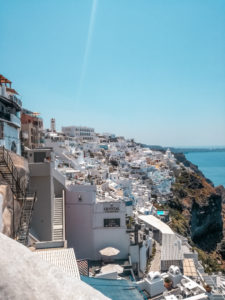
<box><xmin>1</xmin><ymin>0</ymin><xmax>225</xmax><ymax>146</ymax></box>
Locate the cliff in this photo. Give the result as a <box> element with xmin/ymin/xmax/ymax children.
<box><xmin>165</xmin><ymin>154</ymin><xmax>225</xmax><ymax>272</ymax></box>
<box><xmin>170</xmin><ymin>169</ymin><xmax>223</xmax><ymax>251</ymax></box>
<box><xmin>174</xmin><ymin>152</ymin><xmax>214</xmax><ymax>185</ymax></box>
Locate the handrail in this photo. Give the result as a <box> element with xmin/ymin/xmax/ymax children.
<box><xmin>9</xmin><ymin>94</ymin><xmax>22</xmax><ymax>107</ymax></box>
<box><xmin>27</xmin><ymin>192</ymin><xmax>37</xmax><ymax>232</ymax></box>
<box><xmin>17</xmin><ymin>191</ymin><xmax>37</xmax><ymax>244</ymax></box>
<box><xmin>0</xmin><ymin>146</ymin><xmax>26</xmax><ymax>196</ymax></box>
<box><xmin>62</xmin><ymin>190</ymin><xmax>65</xmax><ymax>241</ymax></box>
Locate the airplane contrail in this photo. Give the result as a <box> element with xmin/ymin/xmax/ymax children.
<box><xmin>76</xmin><ymin>0</ymin><xmax>98</xmax><ymax>102</ymax></box>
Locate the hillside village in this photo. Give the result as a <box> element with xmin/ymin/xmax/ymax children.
<box><xmin>0</xmin><ymin>74</ymin><xmax>225</xmax><ymax>299</ymax></box>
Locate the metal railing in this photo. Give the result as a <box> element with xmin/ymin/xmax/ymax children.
<box><xmin>62</xmin><ymin>190</ymin><xmax>65</xmax><ymax>241</ymax></box>
<box><xmin>0</xmin><ymin>146</ymin><xmax>26</xmax><ymax>195</ymax></box>
<box><xmin>9</xmin><ymin>94</ymin><xmax>22</xmax><ymax>107</ymax></box>
<box><xmin>16</xmin><ymin>191</ymin><xmax>37</xmax><ymax>245</ymax></box>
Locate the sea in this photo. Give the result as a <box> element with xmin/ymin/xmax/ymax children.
<box><xmin>185</xmin><ymin>151</ymin><xmax>225</xmax><ymax>187</ymax></box>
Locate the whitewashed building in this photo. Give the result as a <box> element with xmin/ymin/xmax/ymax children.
<box><xmin>65</xmin><ymin>183</ymin><xmax>152</xmax><ymax>277</ymax></box>
<box><xmin>65</xmin><ymin>184</ymin><xmax>130</xmax><ymax>260</ymax></box>
<box><xmin>137</xmin><ymin>272</ymin><xmax>165</xmax><ymax>297</ymax></box>
<box><xmin>62</xmin><ymin>126</ymin><xmax>95</xmax><ymax>142</ymax></box>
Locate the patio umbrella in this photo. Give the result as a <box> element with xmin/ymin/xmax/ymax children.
<box><xmin>101</xmin><ymin>264</ymin><xmax>123</xmax><ymax>274</ymax></box>
<box><xmin>99</xmin><ymin>247</ymin><xmax>120</xmax><ymax>256</ymax></box>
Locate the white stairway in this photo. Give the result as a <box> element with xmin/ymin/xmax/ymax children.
<box><xmin>52</xmin><ymin>197</ymin><xmax>64</xmax><ymax>241</ymax></box>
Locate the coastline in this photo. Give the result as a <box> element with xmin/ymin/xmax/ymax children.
<box><xmin>185</xmin><ymin>151</ymin><xmax>225</xmax><ymax>188</ymax></box>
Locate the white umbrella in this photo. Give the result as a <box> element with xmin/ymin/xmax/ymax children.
<box><xmin>101</xmin><ymin>264</ymin><xmax>123</xmax><ymax>274</ymax></box>
<box><xmin>99</xmin><ymin>247</ymin><xmax>120</xmax><ymax>257</ymax></box>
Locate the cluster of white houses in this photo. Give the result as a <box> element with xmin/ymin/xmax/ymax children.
<box><xmin>1</xmin><ymin>73</ymin><xmax>225</xmax><ymax>299</ymax></box>
<box><xmin>23</xmin><ymin>132</ymin><xmax>179</xmax><ymax>274</ymax></box>
<box><xmin>26</xmin><ymin>146</ymin><xmax>151</xmax><ymax>277</ymax></box>
<box><xmin>25</xmin><ymin>139</ymin><xmax>225</xmax><ymax>298</ymax></box>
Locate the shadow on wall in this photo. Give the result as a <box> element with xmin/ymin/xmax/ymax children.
<box><xmin>0</xmin><ymin>185</ymin><xmax>20</xmax><ymax>237</ymax></box>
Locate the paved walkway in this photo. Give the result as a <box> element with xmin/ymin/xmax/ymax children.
<box><xmin>149</xmin><ymin>241</ymin><xmax>161</xmax><ymax>272</ymax></box>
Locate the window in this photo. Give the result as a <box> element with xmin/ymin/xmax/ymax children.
<box><xmin>104</xmin><ymin>218</ymin><xmax>120</xmax><ymax>228</ymax></box>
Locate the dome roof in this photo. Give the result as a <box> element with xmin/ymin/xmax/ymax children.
<box><xmin>148</xmin><ymin>271</ymin><xmax>161</xmax><ymax>280</ymax></box>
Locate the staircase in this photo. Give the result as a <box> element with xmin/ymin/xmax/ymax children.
<box><xmin>17</xmin><ymin>193</ymin><xmax>37</xmax><ymax>245</ymax></box>
<box><xmin>0</xmin><ymin>146</ymin><xmax>36</xmax><ymax>245</ymax></box>
<box><xmin>0</xmin><ymin>148</ymin><xmax>25</xmax><ymax>195</ymax></box>
<box><xmin>52</xmin><ymin>196</ymin><xmax>64</xmax><ymax>241</ymax></box>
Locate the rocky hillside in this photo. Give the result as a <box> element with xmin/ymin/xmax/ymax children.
<box><xmin>174</xmin><ymin>152</ymin><xmax>214</xmax><ymax>185</ymax></box>
<box><xmin>162</xmin><ymin>153</ymin><xmax>225</xmax><ymax>273</ymax></box>
<box><xmin>170</xmin><ymin>169</ymin><xmax>223</xmax><ymax>251</ymax></box>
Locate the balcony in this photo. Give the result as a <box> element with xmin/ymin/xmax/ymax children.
<box><xmin>0</xmin><ymin>111</ymin><xmax>10</xmax><ymax>121</ymax></box>
<box><xmin>0</xmin><ymin>92</ymin><xmax>22</xmax><ymax>109</ymax></box>
<box><xmin>0</xmin><ymin>111</ymin><xmax>21</xmax><ymax>127</ymax></box>
<box><xmin>9</xmin><ymin>95</ymin><xmax>22</xmax><ymax>107</ymax></box>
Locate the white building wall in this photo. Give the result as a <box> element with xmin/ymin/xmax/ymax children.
<box><xmin>65</xmin><ymin>185</ymin><xmax>96</xmax><ymax>259</ymax></box>
<box><xmin>0</xmin><ymin>123</ymin><xmax>21</xmax><ymax>155</ymax></box>
<box><xmin>65</xmin><ymin>185</ymin><xmax>130</xmax><ymax>260</ymax></box>
<box><xmin>144</xmin><ymin>277</ymin><xmax>165</xmax><ymax>297</ymax></box>
<box><xmin>129</xmin><ymin>244</ymin><xmax>139</xmax><ymax>264</ymax></box>
<box><xmin>92</xmin><ymin>201</ymin><xmax>130</xmax><ymax>259</ymax></box>
<box><xmin>29</xmin><ymin>162</ymin><xmax>55</xmax><ymax>241</ymax></box>
<box><xmin>93</xmin><ymin>228</ymin><xmax>129</xmax><ymax>260</ymax></box>
<box><xmin>139</xmin><ymin>238</ymin><xmax>152</xmax><ymax>274</ymax></box>
<box><xmin>66</xmin><ymin>202</ymin><xmax>95</xmax><ymax>259</ymax></box>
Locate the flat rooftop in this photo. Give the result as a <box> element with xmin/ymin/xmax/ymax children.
<box><xmin>183</xmin><ymin>258</ymin><xmax>198</xmax><ymax>278</ymax></box>
<box><xmin>35</xmin><ymin>248</ymin><xmax>80</xmax><ymax>279</ymax></box>
<box><xmin>138</xmin><ymin>214</ymin><xmax>174</xmax><ymax>235</ymax></box>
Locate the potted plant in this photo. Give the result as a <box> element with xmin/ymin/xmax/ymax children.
<box><xmin>204</xmin><ymin>284</ymin><xmax>212</xmax><ymax>293</ymax></box>
<box><xmin>164</xmin><ymin>277</ymin><xmax>172</xmax><ymax>290</ymax></box>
